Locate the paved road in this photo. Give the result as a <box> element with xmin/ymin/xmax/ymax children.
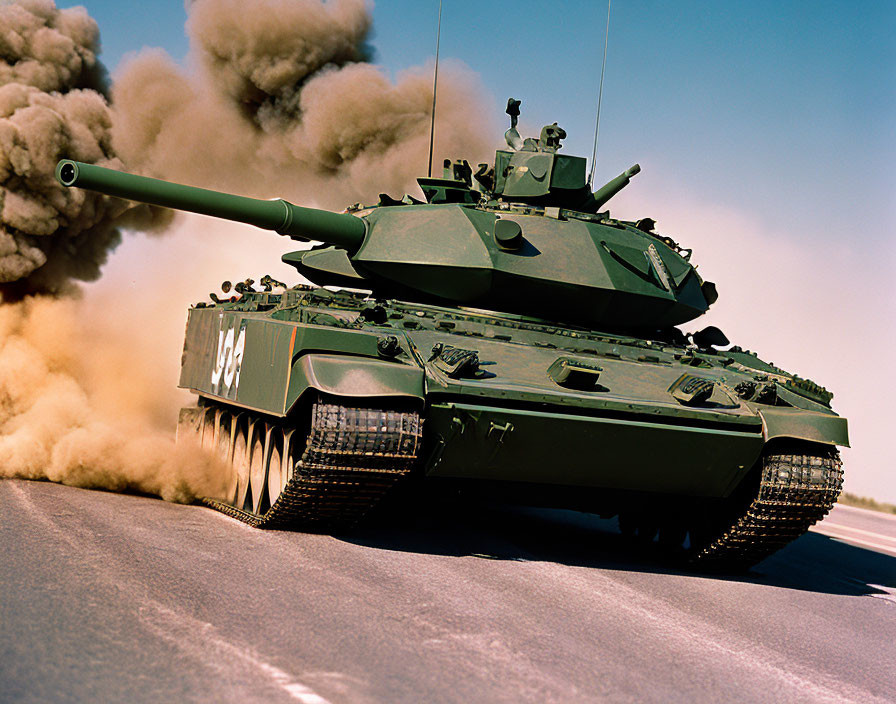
<box><xmin>1</xmin><ymin>479</ymin><xmax>894</xmax><ymax>703</ymax></box>
<box><xmin>811</xmin><ymin>504</ymin><xmax>896</xmax><ymax>558</ymax></box>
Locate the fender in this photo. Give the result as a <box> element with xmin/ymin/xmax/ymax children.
<box><xmin>759</xmin><ymin>406</ymin><xmax>849</xmax><ymax>447</ymax></box>
<box><xmin>285</xmin><ymin>353</ymin><xmax>425</xmax><ymax>412</ymax></box>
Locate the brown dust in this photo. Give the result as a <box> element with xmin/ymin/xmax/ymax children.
<box><xmin>0</xmin><ymin>0</ymin><xmax>491</xmax><ymax>502</ymax></box>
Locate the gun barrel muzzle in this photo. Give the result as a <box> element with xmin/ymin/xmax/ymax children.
<box><xmin>591</xmin><ymin>163</ymin><xmax>641</xmax><ymax>210</ymax></box>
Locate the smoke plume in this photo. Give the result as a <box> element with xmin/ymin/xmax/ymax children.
<box><xmin>0</xmin><ymin>0</ymin><xmax>168</xmax><ymax>297</ymax></box>
<box><xmin>0</xmin><ymin>0</ymin><xmax>491</xmax><ymax>502</ymax></box>
<box><xmin>111</xmin><ymin>0</ymin><xmax>491</xmax><ymax>206</ymax></box>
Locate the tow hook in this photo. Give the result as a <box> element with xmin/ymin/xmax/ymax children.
<box><xmin>488</xmin><ymin>420</ymin><xmax>514</xmax><ymax>442</ymax></box>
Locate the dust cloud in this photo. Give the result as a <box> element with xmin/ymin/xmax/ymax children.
<box><xmin>0</xmin><ymin>0</ymin><xmax>490</xmax><ymax>503</ymax></box>
<box><xmin>0</xmin><ymin>295</ymin><xmax>227</xmax><ymax>502</ymax></box>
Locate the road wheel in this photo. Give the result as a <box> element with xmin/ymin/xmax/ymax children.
<box><xmin>267</xmin><ymin>429</ymin><xmax>284</xmax><ymax>508</ymax></box>
<box><xmin>233</xmin><ymin>422</ymin><xmax>250</xmax><ymax>511</ymax></box>
<box><xmin>248</xmin><ymin>425</ymin><xmax>266</xmax><ymax>514</ymax></box>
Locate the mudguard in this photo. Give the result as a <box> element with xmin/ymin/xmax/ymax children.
<box><xmin>759</xmin><ymin>407</ymin><xmax>850</xmax><ymax>447</ymax></box>
<box><xmin>285</xmin><ymin>353</ymin><xmax>425</xmax><ymax>412</ymax></box>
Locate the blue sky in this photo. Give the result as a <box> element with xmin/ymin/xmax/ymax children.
<box><xmin>79</xmin><ymin>0</ymin><xmax>894</xmax><ymax>247</ymax></box>
<box><xmin>69</xmin><ymin>0</ymin><xmax>895</xmax><ymax>501</ymax></box>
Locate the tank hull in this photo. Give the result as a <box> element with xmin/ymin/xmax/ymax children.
<box><xmin>179</xmin><ymin>285</ymin><xmax>846</xmax><ymax>464</ymax></box>
<box><xmin>424</xmin><ymin>400</ymin><xmax>762</xmax><ymax>498</ymax></box>
<box><xmin>175</xmin><ymin>285</ymin><xmax>846</xmax><ymax>571</ymax></box>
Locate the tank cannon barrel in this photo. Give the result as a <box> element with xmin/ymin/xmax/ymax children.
<box><xmin>592</xmin><ymin>163</ymin><xmax>641</xmax><ymax>210</ymax></box>
<box><xmin>55</xmin><ymin>160</ymin><xmax>367</xmax><ymax>251</ymax></box>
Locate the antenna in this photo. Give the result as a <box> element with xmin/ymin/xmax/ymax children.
<box><xmin>427</xmin><ymin>0</ymin><xmax>443</xmax><ymax>178</ymax></box>
<box><xmin>587</xmin><ymin>0</ymin><xmax>612</xmax><ymax>186</ymax></box>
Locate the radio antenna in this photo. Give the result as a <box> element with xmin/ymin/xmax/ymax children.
<box><xmin>427</xmin><ymin>0</ymin><xmax>443</xmax><ymax>177</ymax></box>
<box><xmin>587</xmin><ymin>0</ymin><xmax>612</xmax><ymax>186</ymax></box>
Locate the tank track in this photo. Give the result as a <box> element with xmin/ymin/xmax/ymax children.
<box><xmin>688</xmin><ymin>444</ymin><xmax>843</xmax><ymax>570</ymax></box>
<box><xmin>193</xmin><ymin>402</ymin><xmax>840</xmax><ymax>570</ymax></box>
<box><xmin>201</xmin><ymin>401</ymin><xmax>422</xmax><ymax>532</ymax></box>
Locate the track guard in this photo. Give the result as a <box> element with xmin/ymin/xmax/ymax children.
<box><xmin>286</xmin><ymin>353</ymin><xmax>425</xmax><ymax>412</ymax></box>
<box><xmin>759</xmin><ymin>407</ymin><xmax>850</xmax><ymax>447</ymax></box>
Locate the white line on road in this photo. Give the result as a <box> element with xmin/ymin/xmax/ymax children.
<box><xmin>832</xmin><ymin>504</ymin><xmax>896</xmax><ymax>522</ymax></box>
<box><xmin>815</xmin><ymin>522</ymin><xmax>896</xmax><ymax>545</ymax></box>
<box><xmin>6</xmin><ymin>482</ymin><xmax>335</xmax><ymax>704</ymax></box>
<box><xmin>811</xmin><ymin>504</ymin><xmax>896</xmax><ymax>557</ymax></box>
<box><xmin>140</xmin><ymin>603</ymin><xmax>333</xmax><ymax>704</ymax></box>
<box><xmin>810</xmin><ymin>525</ymin><xmax>896</xmax><ymax>558</ymax></box>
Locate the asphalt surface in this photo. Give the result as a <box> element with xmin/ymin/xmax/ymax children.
<box><xmin>1</xmin><ymin>478</ymin><xmax>894</xmax><ymax>704</ymax></box>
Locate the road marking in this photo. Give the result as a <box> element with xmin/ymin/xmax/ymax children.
<box><xmin>832</xmin><ymin>503</ymin><xmax>896</xmax><ymax>522</ymax></box>
<box><xmin>810</xmin><ymin>524</ymin><xmax>896</xmax><ymax>558</ymax></box>
<box><xmin>5</xmin><ymin>483</ymin><xmax>333</xmax><ymax>704</ymax></box>
<box><xmin>813</xmin><ymin>504</ymin><xmax>896</xmax><ymax>556</ymax></box>
<box><xmin>815</xmin><ymin>521</ymin><xmax>896</xmax><ymax>544</ymax></box>
<box><xmin>866</xmin><ymin>584</ymin><xmax>896</xmax><ymax>605</ymax></box>
<box><xmin>544</xmin><ymin>562</ymin><xmax>890</xmax><ymax>704</ymax></box>
<box><xmin>141</xmin><ymin>603</ymin><xmax>333</xmax><ymax>704</ymax></box>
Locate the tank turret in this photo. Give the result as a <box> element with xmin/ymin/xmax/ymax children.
<box><xmin>56</xmin><ymin>100</ymin><xmax>716</xmax><ymax>330</ymax></box>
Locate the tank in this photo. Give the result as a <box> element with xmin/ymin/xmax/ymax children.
<box><xmin>55</xmin><ymin>99</ymin><xmax>846</xmax><ymax>571</ymax></box>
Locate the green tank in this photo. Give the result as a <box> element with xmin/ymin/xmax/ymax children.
<box><xmin>56</xmin><ymin>99</ymin><xmax>846</xmax><ymax>571</ymax></box>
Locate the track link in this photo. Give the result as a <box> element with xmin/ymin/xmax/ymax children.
<box><xmin>689</xmin><ymin>444</ymin><xmax>843</xmax><ymax>570</ymax></box>
<box><xmin>200</xmin><ymin>401</ymin><xmax>422</xmax><ymax>532</ymax></box>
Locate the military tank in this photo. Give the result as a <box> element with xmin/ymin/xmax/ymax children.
<box><xmin>55</xmin><ymin>99</ymin><xmax>846</xmax><ymax>571</ymax></box>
